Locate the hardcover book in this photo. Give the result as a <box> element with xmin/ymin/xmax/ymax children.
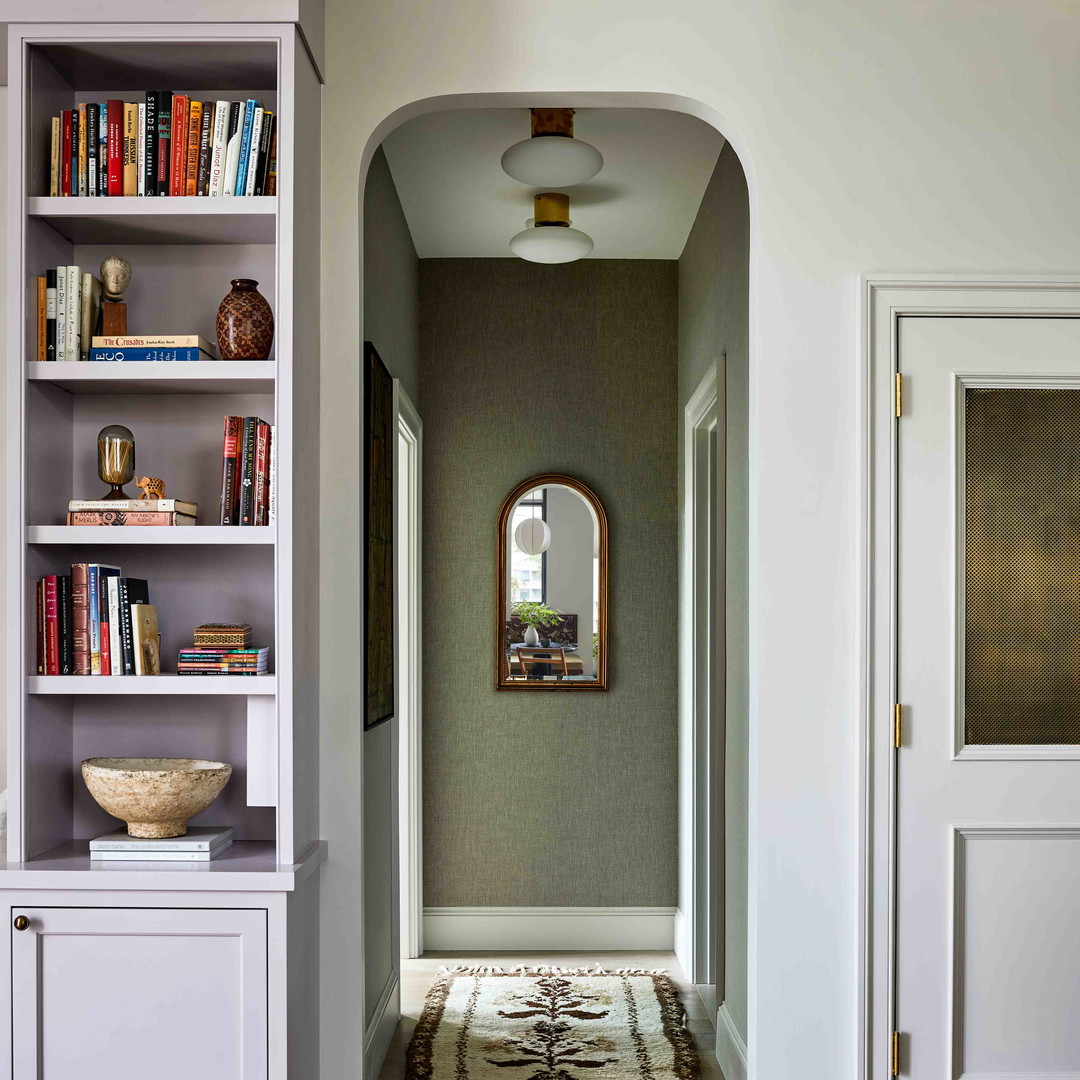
<box><xmin>92</xmin><ymin>334</ymin><xmax>218</xmax><ymax>356</ymax></box>
<box><xmin>50</xmin><ymin>116</ymin><xmax>60</xmax><ymax>196</ymax></box>
<box><xmin>219</xmin><ymin>415</ymin><xmax>242</xmax><ymax>524</ymax></box>
<box><xmin>169</xmin><ymin>95</ymin><xmax>188</xmax><ymax>196</ymax></box>
<box><xmin>44</xmin><ymin>575</ymin><xmax>60</xmax><ymax>676</ymax></box>
<box><xmin>143</xmin><ymin>91</ymin><xmax>159</xmax><ymax>194</ymax></box>
<box><xmin>61</xmin><ymin>111</ymin><xmax>72</xmax><ymax>195</ymax></box>
<box><xmin>45</xmin><ymin>269</ymin><xmax>57</xmax><ymax>361</ymax></box>
<box><xmin>117</xmin><ymin>577</ymin><xmax>149</xmax><ymax>675</ymax></box>
<box><xmin>57</xmin><ymin>574</ymin><xmax>73</xmax><ymax>675</ymax></box>
<box><xmin>222</xmin><ymin>102</ymin><xmax>244</xmax><ymax>195</ymax></box>
<box><xmin>89</xmin><ymin>841</ymin><xmax>233</xmax><ymax>862</ymax></box>
<box><xmin>106</xmin><ymin>576</ymin><xmax>122</xmax><ymax>676</ymax></box>
<box><xmin>123</xmin><ymin>102</ymin><xmax>139</xmax><ymax>195</ymax></box>
<box><xmin>36</xmin><ymin>580</ymin><xmax>45</xmax><ymax>674</ymax></box>
<box><xmin>185</xmin><ymin>100</ymin><xmax>203</xmax><ymax>196</ymax></box>
<box><xmin>90</xmin><ymin>825</ymin><xmax>234</xmax><ymax>852</ymax></box>
<box><xmin>71</xmin><ymin>562</ymin><xmax>91</xmax><ymax>675</ymax></box>
<box><xmin>155</xmin><ymin>90</ymin><xmax>173</xmax><ymax>196</ymax></box>
<box><xmin>132</xmin><ymin>603</ymin><xmax>160</xmax><ymax>676</ymax></box>
<box><xmin>88</xmin><ymin>347</ymin><xmax>215</xmax><ymax>362</ymax></box>
<box><xmin>196</xmin><ymin>103</ymin><xmax>213</xmax><ymax>195</ymax></box>
<box><xmin>67</xmin><ymin>511</ymin><xmax>196</xmax><ymax>526</ymax></box>
<box><xmin>77</xmin><ymin>103</ymin><xmax>88</xmax><ymax>196</ymax></box>
<box><xmin>234</xmin><ymin>99</ymin><xmax>259</xmax><ymax>196</ymax></box>
<box><xmin>243</xmin><ymin>107</ymin><xmax>264</xmax><ymax>197</ymax></box>
<box><xmin>106</xmin><ymin>99</ymin><xmax>123</xmax><ymax>196</ymax></box>
<box><xmin>86</xmin><ymin>103</ymin><xmax>99</xmax><ymax>196</ymax></box>
<box><xmin>88</xmin><ymin>563</ymin><xmax>121</xmax><ymax>674</ymax></box>
<box><xmin>70</xmin><ymin>498</ymin><xmax>197</xmax><ymax>516</ymax></box>
<box><xmin>208</xmin><ymin>100</ymin><xmax>229</xmax><ymax>196</ymax></box>
<box><xmin>36</xmin><ymin>276</ymin><xmax>46</xmax><ymax>362</ymax></box>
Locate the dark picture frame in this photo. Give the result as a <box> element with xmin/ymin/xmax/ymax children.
<box><xmin>364</xmin><ymin>342</ymin><xmax>395</xmax><ymax>729</ymax></box>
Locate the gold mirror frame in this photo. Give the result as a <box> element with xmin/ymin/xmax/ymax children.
<box><xmin>496</xmin><ymin>472</ymin><xmax>609</xmax><ymax>692</ymax></box>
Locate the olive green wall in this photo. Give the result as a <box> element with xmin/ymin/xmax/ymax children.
<box><xmin>419</xmin><ymin>258</ymin><xmax>679</xmax><ymax>906</ymax></box>
<box><xmin>678</xmin><ymin>143</ymin><xmax>750</xmax><ymax>1038</ymax></box>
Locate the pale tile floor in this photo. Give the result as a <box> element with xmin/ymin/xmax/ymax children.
<box><xmin>377</xmin><ymin>951</ymin><xmax>725</xmax><ymax>1080</ymax></box>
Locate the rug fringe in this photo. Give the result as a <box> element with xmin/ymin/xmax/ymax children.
<box><xmin>438</xmin><ymin>964</ymin><xmax>672</xmax><ymax>976</ymax></box>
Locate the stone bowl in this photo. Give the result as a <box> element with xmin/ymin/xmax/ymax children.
<box><xmin>81</xmin><ymin>758</ymin><xmax>233</xmax><ymax>839</ymax></box>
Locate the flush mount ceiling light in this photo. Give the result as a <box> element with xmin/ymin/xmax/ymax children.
<box><xmin>501</xmin><ymin>108</ymin><xmax>603</xmax><ymax>187</ymax></box>
<box><xmin>509</xmin><ymin>192</ymin><xmax>594</xmax><ymax>264</ymax></box>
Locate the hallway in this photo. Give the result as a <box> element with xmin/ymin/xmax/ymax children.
<box><xmin>377</xmin><ymin>952</ymin><xmax>724</xmax><ymax>1080</ymax></box>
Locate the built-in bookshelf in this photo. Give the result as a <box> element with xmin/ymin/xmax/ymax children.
<box><xmin>4</xmin><ymin>25</ymin><xmax>321</xmax><ymax>871</ymax></box>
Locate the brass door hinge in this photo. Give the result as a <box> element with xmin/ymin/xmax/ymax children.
<box><xmin>891</xmin><ymin>1030</ymin><xmax>902</xmax><ymax>1075</ymax></box>
<box><xmin>894</xmin><ymin>703</ymin><xmax>903</xmax><ymax>748</ymax></box>
<box><xmin>894</xmin><ymin>373</ymin><xmax>903</xmax><ymax>418</ymax></box>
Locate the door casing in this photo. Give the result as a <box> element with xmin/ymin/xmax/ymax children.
<box><xmin>861</xmin><ymin>277</ymin><xmax>1080</xmax><ymax>1080</ymax></box>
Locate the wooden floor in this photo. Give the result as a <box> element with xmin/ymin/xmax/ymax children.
<box><xmin>377</xmin><ymin>951</ymin><xmax>724</xmax><ymax>1080</ymax></box>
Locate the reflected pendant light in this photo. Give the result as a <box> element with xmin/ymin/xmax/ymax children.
<box><xmin>509</xmin><ymin>192</ymin><xmax>594</xmax><ymax>264</ymax></box>
<box><xmin>515</xmin><ymin>499</ymin><xmax>552</xmax><ymax>556</ymax></box>
<box><xmin>501</xmin><ymin>108</ymin><xmax>603</xmax><ymax>187</ymax></box>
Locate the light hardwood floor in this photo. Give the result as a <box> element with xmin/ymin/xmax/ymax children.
<box><xmin>377</xmin><ymin>951</ymin><xmax>724</xmax><ymax>1080</ymax></box>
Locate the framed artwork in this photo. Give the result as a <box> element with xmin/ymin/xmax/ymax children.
<box><xmin>364</xmin><ymin>341</ymin><xmax>395</xmax><ymax>729</ymax></box>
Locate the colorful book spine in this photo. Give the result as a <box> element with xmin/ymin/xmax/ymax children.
<box><xmin>44</xmin><ymin>575</ymin><xmax>59</xmax><ymax>676</ymax></box>
<box><xmin>239</xmin><ymin>416</ymin><xmax>258</xmax><ymax>525</ymax></box>
<box><xmin>89</xmin><ymin>844</ymin><xmax>233</xmax><ymax>861</ymax></box>
<box><xmin>143</xmin><ymin>92</ymin><xmax>158</xmax><ymax>195</ymax></box>
<box><xmin>169</xmin><ymin>95</ymin><xmax>188</xmax><ymax>196</ymax></box>
<box><xmin>67</xmin><ymin>511</ymin><xmax>196</xmax><ymax>526</ymax></box>
<box><xmin>71</xmin><ymin>563</ymin><xmax>90</xmax><ymax>675</ymax></box>
<box><xmin>243</xmin><ymin>107</ymin><xmax>264</xmax><ymax>196</ymax></box>
<box><xmin>185</xmin><ymin>100</ymin><xmax>202</xmax><ymax>196</ymax></box>
<box><xmin>268</xmin><ymin>423</ymin><xmax>277</xmax><ymax>523</ymax></box>
<box><xmin>106</xmin><ymin>577</ymin><xmax>122</xmax><ymax>676</ymax></box>
<box><xmin>50</xmin><ymin>116</ymin><xmax>60</xmax><ymax>196</ymax></box>
<box><xmin>36</xmin><ymin>580</ymin><xmax>45</xmax><ymax>674</ymax></box>
<box><xmin>155</xmin><ymin>91</ymin><xmax>172</xmax><ymax>196</ymax></box>
<box><xmin>65</xmin><ymin>265</ymin><xmax>80</xmax><ymax>362</ymax></box>
<box><xmin>254</xmin><ymin>113</ymin><xmax>274</xmax><ymax>196</ymax></box>
<box><xmin>69</xmin><ymin>107</ymin><xmax>79</xmax><ymax>197</ymax></box>
<box><xmin>86</xmin><ymin>103</ymin><xmax>99</xmax><ymax>196</ymax></box>
<box><xmin>254</xmin><ymin>420</ymin><xmax>271</xmax><ymax>525</ymax></box>
<box><xmin>55</xmin><ymin>265</ymin><xmax>67</xmax><ymax>361</ymax></box>
<box><xmin>106</xmin><ymin>99</ymin><xmax>124</xmax><ymax>196</ymax></box>
<box><xmin>98</xmin><ymin>103</ymin><xmax>108</xmax><ymax>196</ymax></box>
<box><xmin>117</xmin><ymin>578</ymin><xmax>149</xmax><ymax>675</ymax></box>
<box><xmin>137</xmin><ymin>102</ymin><xmax>146</xmax><ymax>195</ymax></box>
<box><xmin>77</xmin><ymin>103</ymin><xmax>88</xmax><ymax>196</ymax></box>
<box><xmin>123</xmin><ymin>102</ymin><xmax>139</xmax><ymax>195</ymax></box>
<box><xmin>222</xmin><ymin>102</ymin><xmax>244</xmax><ymax>196</ymax></box>
<box><xmin>233</xmin><ymin>100</ymin><xmax>259</xmax><ymax>197</ymax></box>
<box><xmin>61</xmin><ymin>111</ymin><xmax>72</xmax><ymax>195</ymax></box>
<box><xmin>45</xmin><ymin>269</ymin><xmax>57</xmax><ymax>361</ymax></box>
<box><xmin>196</xmin><ymin>103</ymin><xmax>213</xmax><ymax>195</ymax></box>
<box><xmin>220</xmin><ymin>415</ymin><xmax>242</xmax><ymax>525</ymax></box>
<box><xmin>89</xmin><ymin>564</ymin><xmax>121</xmax><ymax>675</ymax></box>
<box><xmin>208</xmin><ymin>101</ymin><xmax>229</xmax><ymax>196</ymax></box>
<box><xmin>57</xmin><ymin>574</ymin><xmax>72</xmax><ymax>675</ymax></box>
<box><xmin>36</xmin><ymin>277</ymin><xmax>47</xmax><ymax>362</ymax></box>
<box><xmin>89</xmin><ymin>347</ymin><xmax>214</xmax><ymax>362</ymax></box>
<box><xmin>132</xmin><ymin>604</ymin><xmax>160</xmax><ymax>676</ymax></box>
<box><xmin>93</xmin><ymin>335</ymin><xmax>217</xmax><ymax>353</ymax></box>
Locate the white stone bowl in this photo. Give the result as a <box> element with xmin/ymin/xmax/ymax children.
<box><xmin>81</xmin><ymin>758</ymin><xmax>233</xmax><ymax>839</ymax></box>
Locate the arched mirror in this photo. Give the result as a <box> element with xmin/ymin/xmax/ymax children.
<box><xmin>496</xmin><ymin>473</ymin><xmax>608</xmax><ymax>691</ymax></box>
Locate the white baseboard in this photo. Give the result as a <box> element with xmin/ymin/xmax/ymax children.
<box><xmin>673</xmin><ymin>907</ymin><xmax>691</xmax><ymax>977</ymax></box>
<box><xmin>422</xmin><ymin>907</ymin><xmax>677</xmax><ymax>951</ymax></box>
<box><xmin>715</xmin><ymin>1001</ymin><xmax>749</xmax><ymax>1080</ymax></box>
<box><xmin>363</xmin><ymin>966</ymin><xmax>400</xmax><ymax>1079</ymax></box>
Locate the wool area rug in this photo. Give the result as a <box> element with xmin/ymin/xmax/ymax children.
<box><xmin>406</xmin><ymin>966</ymin><xmax>700</xmax><ymax>1080</ymax></box>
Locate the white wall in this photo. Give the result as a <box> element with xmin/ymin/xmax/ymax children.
<box><xmin>543</xmin><ymin>486</ymin><xmax>597</xmax><ymax>674</ymax></box>
<box><xmin>320</xmin><ymin>3</ymin><xmax>1080</xmax><ymax>1078</ymax></box>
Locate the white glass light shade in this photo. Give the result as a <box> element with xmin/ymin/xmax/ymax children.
<box><xmin>501</xmin><ymin>137</ymin><xmax>604</xmax><ymax>186</ymax></box>
<box><xmin>509</xmin><ymin>224</ymin><xmax>594</xmax><ymax>265</ymax></box>
<box><xmin>514</xmin><ymin>517</ymin><xmax>552</xmax><ymax>555</ymax></box>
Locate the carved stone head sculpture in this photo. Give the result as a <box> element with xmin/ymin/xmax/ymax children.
<box><xmin>100</xmin><ymin>256</ymin><xmax>133</xmax><ymax>302</ymax></box>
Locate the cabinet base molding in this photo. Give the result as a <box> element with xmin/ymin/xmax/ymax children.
<box><xmin>715</xmin><ymin>1001</ymin><xmax>749</xmax><ymax>1080</ymax></box>
<box><xmin>364</xmin><ymin>968</ymin><xmax>401</xmax><ymax>1078</ymax></box>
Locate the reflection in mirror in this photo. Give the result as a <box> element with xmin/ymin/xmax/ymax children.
<box><xmin>496</xmin><ymin>474</ymin><xmax>608</xmax><ymax>690</ymax></box>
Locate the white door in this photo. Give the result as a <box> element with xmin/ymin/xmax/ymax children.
<box><xmin>11</xmin><ymin>906</ymin><xmax>267</xmax><ymax>1080</ymax></box>
<box><xmin>897</xmin><ymin>317</ymin><xmax>1080</xmax><ymax>1078</ymax></box>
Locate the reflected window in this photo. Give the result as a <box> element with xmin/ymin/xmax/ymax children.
<box><xmin>510</xmin><ymin>489</ymin><xmax>546</xmax><ymax>605</ymax></box>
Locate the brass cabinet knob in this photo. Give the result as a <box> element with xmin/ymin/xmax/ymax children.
<box><xmin>13</xmin><ymin>916</ymin><xmax>30</xmax><ymax>931</ymax></box>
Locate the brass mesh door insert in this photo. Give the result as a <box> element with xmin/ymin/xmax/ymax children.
<box><xmin>965</xmin><ymin>387</ymin><xmax>1080</xmax><ymax>745</ymax></box>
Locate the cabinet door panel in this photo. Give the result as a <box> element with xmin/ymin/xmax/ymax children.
<box><xmin>12</xmin><ymin>907</ymin><xmax>267</xmax><ymax>1080</ymax></box>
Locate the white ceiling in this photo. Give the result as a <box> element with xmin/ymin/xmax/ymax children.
<box><xmin>381</xmin><ymin>108</ymin><xmax>725</xmax><ymax>260</ymax></box>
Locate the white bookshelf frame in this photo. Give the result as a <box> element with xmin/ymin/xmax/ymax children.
<box><xmin>4</xmin><ymin>22</ymin><xmax>321</xmax><ymax>871</ymax></box>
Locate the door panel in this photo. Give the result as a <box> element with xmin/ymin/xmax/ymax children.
<box><xmin>897</xmin><ymin>317</ymin><xmax>1080</xmax><ymax>1079</ymax></box>
<box><xmin>12</xmin><ymin>906</ymin><xmax>267</xmax><ymax>1080</ymax></box>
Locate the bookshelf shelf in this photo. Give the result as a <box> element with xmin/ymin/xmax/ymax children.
<box><xmin>27</xmin><ymin>525</ymin><xmax>277</xmax><ymax>545</ymax></box>
<box><xmin>29</xmin><ymin>196</ymin><xmax>277</xmax><ymax>245</ymax></box>
<box><xmin>28</xmin><ymin>361</ymin><xmax>277</xmax><ymax>394</ymax></box>
<box><xmin>28</xmin><ymin>674</ymin><xmax>277</xmax><ymax>695</ymax></box>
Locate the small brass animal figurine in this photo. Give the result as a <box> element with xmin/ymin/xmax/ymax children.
<box><xmin>134</xmin><ymin>475</ymin><xmax>166</xmax><ymax>500</ymax></box>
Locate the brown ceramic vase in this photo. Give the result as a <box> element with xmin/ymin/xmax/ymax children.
<box><xmin>216</xmin><ymin>278</ymin><xmax>274</xmax><ymax>360</ymax></box>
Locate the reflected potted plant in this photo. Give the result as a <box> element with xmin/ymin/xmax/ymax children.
<box><xmin>514</xmin><ymin>601</ymin><xmax>563</xmax><ymax>647</ymax></box>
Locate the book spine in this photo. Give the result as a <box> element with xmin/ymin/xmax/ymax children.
<box><xmin>79</xmin><ymin>272</ymin><xmax>92</xmax><ymax>361</ymax></box>
<box><xmin>103</xmin><ymin>575</ymin><xmax>120</xmax><ymax>677</ymax></box>
<box><xmin>105</xmin><ymin>100</ymin><xmax>123</xmax><ymax>196</ymax></box>
<box><xmin>65</xmin><ymin>266</ymin><xmax>80</xmax><ymax>362</ymax></box>
<box><xmin>77</xmin><ymin>103</ymin><xmax>88</xmax><ymax>196</ymax></box>
<box><xmin>71</xmin><ymin>563</ymin><xmax>90</xmax><ymax>675</ymax></box>
<box><xmin>222</xmin><ymin>102</ymin><xmax>244</xmax><ymax>196</ymax></box>
<box><xmin>55</xmin><ymin>265</ymin><xmax>67</xmax><ymax>361</ymax></box>
<box><xmin>142</xmin><ymin>91</ymin><xmax>158</xmax><ymax>195</ymax></box>
<box><xmin>44</xmin><ymin>576</ymin><xmax>59</xmax><ymax>676</ymax></box>
<box><xmin>92</xmin><ymin>335</ymin><xmax>216</xmax><ymax>352</ymax></box>
<box><xmin>239</xmin><ymin>416</ymin><xmax>257</xmax><ymax>525</ymax></box>
<box><xmin>61</xmin><ymin>111</ymin><xmax>72</xmax><ymax>195</ymax></box>
<box><xmin>88</xmin><ymin>565</ymin><xmax>100</xmax><ymax>674</ymax></box>
<box><xmin>70</xmin><ymin>500</ymin><xmax>196</xmax><ymax>514</ymax></box>
<box><xmin>243</xmin><ymin>107</ymin><xmax>264</xmax><ymax>197</ymax></box>
<box><xmin>50</xmin><ymin>116</ymin><xmax>60</xmax><ymax>196</ymax></box>
<box><xmin>57</xmin><ymin>574</ymin><xmax>72</xmax><ymax>675</ymax></box>
<box><xmin>254</xmin><ymin>420</ymin><xmax>270</xmax><ymax>525</ymax></box>
<box><xmin>136</xmin><ymin>102</ymin><xmax>146</xmax><ymax>195</ymax></box>
<box><xmin>266</xmin><ymin>123</ymin><xmax>278</xmax><ymax>196</ymax></box>
<box><xmin>220</xmin><ymin>415</ymin><xmax>242</xmax><ymax>525</ymax></box>
<box><xmin>91</xmin><ymin>837</ymin><xmax>232</xmax><ymax>852</ymax></box>
<box><xmin>123</xmin><ymin>102</ymin><xmax>138</xmax><ymax>195</ymax></box>
<box><xmin>98</xmin><ymin>104</ymin><xmax>108</xmax><ymax>195</ymax></box>
<box><xmin>208</xmin><ymin>101</ymin><xmax>229</xmax><ymax>196</ymax></box>
<box><xmin>117</xmin><ymin>579</ymin><xmax>134</xmax><ymax>675</ymax></box>
<box><xmin>45</xmin><ymin>269</ymin><xmax>57</xmax><ymax>361</ymax></box>
<box><xmin>36</xmin><ymin>580</ymin><xmax>45</xmax><ymax>674</ymax></box>
<box><xmin>67</xmin><ymin>511</ymin><xmax>193</xmax><ymax>526</ymax></box>
<box><xmin>254</xmin><ymin>112</ymin><xmax>273</xmax><ymax>196</ymax></box>
<box><xmin>89</xmin><ymin>844</ymin><xmax>232</xmax><ymax>862</ymax></box>
<box><xmin>268</xmin><ymin>423</ymin><xmax>277</xmax><ymax>524</ymax></box>
<box><xmin>70</xmin><ymin>107</ymin><xmax>80</xmax><ymax>197</ymax></box>
<box><xmin>185</xmin><ymin>100</ymin><xmax>202</xmax><ymax>197</ymax></box>
<box><xmin>196</xmin><ymin>104</ymin><xmax>213</xmax><ymax>195</ymax></box>
<box><xmin>86</xmin><ymin>103</ymin><xmax>98</xmax><ymax>197</ymax></box>
<box><xmin>155</xmin><ymin>91</ymin><xmax>172</xmax><ymax>196</ymax></box>
<box><xmin>234</xmin><ymin>100</ymin><xmax>258</xmax><ymax>197</ymax></box>
<box><xmin>88</xmin><ymin>347</ymin><xmax>210</xmax><ymax>363</ymax></box>
<box><xmin>36</xmin><ymin>277</ymin><xmax>47</xmax><ymax>362</ymax></box>
<box><xmin>169</xmin><ymin>96</ymin><xmax>188</xmax><ymax>197</ymax></box>
<box><xmin>132</xmin><ymin>604</ymin><xmax>160</xmax><ymax>676</ymax></box>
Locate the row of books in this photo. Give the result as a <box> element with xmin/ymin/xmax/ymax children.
<box><xmin>178</xmin><ymin>623</ymin><xmax>269</xmax><ymax>677</ymax></box>
<box><xmin>220</xmin><ymin>416</ymin><xmax>275</xmax><ymax>525</ymax></box>
<box><xmin>49</xmin><ymin>96</ymin><xmax>275</xmax><ymax>198</ymax></box>
<box><xmin>33</xmin><ymin>266</ymin><xmax>101</xmax><ymax>362</ymax></box>
<box><xmin>67</xmin><ymin>499</ymin><xmax>198</xmax><ymax>528</ymax></box>
<box><xmin>90</xmin><ymin>825</ymin><xmax>234</xmax><ymax>862</ymax></box>
<box><xmin>36</xmin><ymin>565</ymin><xmax>159</xmax><ymax>676</ymax></box>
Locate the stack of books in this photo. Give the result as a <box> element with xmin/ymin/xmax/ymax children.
<box><xmin>89</xmin><ymin>826</ymin><xmax>234</xmax><ymax>862</ymax></box>
<box><xmin>36</xmin><ymin>565</ymin><xmax>158</xmax><ymax>676</ymax></box>
<box><xmin>89</xmin><ymin>334</ymin><xmax>219</xmax><ymax>363</ymax></box>
<box><xmin>48</xmin><ymin>96</ymin><xmax>275</xmax><ymax>198</ymax></box>
<box><xmin>178</xmin><ymin>624</ymin><xmax>269</xmax><ymax>677</ymax></box>
<box><xmin>32</xmin><ymin>265</ymin><xmax>101</xmax><ymax>362</ymax></box>
<box><xmin>219</xmin><ymin>416</ymin><xmax>275</xmax><ymax>525</ymax></box>
<box><xmin>68</xmin><ymin>498</ymin><xmax>198</xmax><ymax>527</ymax></box>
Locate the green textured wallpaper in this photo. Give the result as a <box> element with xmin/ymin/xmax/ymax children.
<box><xmin>419</xmin><ymin>258</ymin><xmax>679</xmax><ymax>907</ymax></box>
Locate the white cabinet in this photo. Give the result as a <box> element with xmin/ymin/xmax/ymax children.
<box><xmin>11</xmin><ymin>906</ymin><xmax>268</xmax><ymax>1080</ymax></box>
